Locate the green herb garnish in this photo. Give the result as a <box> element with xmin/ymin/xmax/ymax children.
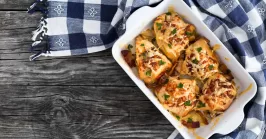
<box><xmin>171</xmin><ymin>28</ymin><xmax>177</xmax><ymax>35</ymax></box>
<box><xmin>176</xmin><ymin>115</ymin><xmax>180</xmax><ymax>120</ymax></box>
<box><xmin>197</xmin><ymin>101</ymin><xmax>206</xmax><ymax>108</ymax></box>
<box><xmin>186</xmin><ymin>31</ymin><xmax>193</xmax><ymax>36</ymax></box>
<box><xmin>209</xmin><ymin>65</ymin><xmax>214</xmax><ymax>70</ymax></box>
<box><xmin>156</xmin><ymin>23</ymin><xmax>163</xmax><ymax>30</ymax></box>
<box><xmin>168</xmin><ymin>43</ymin><xmax>172</xmax><ymax>48</ymax></box>
<box><xmin>141</xmin><ymin>52</ymin><xmax>147</xmax><ymax>60</ymax></box>
<box><xmin>192</xmin><ymin>59</ymin><xmax>199</xmax><ymax>64</ymax></box>
<box><xmin>145</xmin><ymin>70</ymin><xmax>151</xmax><ymax>76</ymax></box>
<box><xmin>187</xmin><ymin>118</ymin><xmax>193</xmax><ymax>123</ymax></box>
<box><xmin>184</xmin><ymin>100</ymin><xmax>191</xmax><ymax>106</ymax></box>
<box><xmin>141</xmin><ymin>43</ymin><xmax>145</xmax><ymax>47</ymax></box>
<box><xmin>128</xmin><ymin>44</ymin><xmax>133</xmax><ymax>50</ymax></box>
<box><xmin>177</xmin><ymin>83</ymin><xmax>183</xmax><ymax>88</ymax></box>
<box><xmin>159</xmin><ymin>60</ymin><xmax>166</xmax><ymax>65</ymax></box>
<box><xmin>166</xmin><ymin>12</ymin><xmax>172</xmax><ymax>15</ymax></box>
<box><xmin>196</xmin><ymin>47</ymin><xmax>202</xmax><ymax>52</ymax></box>
<box><xmin>164</xmin><ymin>94</ymin><xmax>170</xmax><ymax>100</ymax></box>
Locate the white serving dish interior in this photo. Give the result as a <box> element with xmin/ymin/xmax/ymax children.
<box><xmin>112</xmin><ymin>0</ymin><xmax>257</xmax><ymax>138</ymax></box>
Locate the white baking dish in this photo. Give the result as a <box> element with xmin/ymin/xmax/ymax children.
<box><xmin>112</xmin><ymin>0</ymin><xmax>257</xmax><ymax>138</ymax></box>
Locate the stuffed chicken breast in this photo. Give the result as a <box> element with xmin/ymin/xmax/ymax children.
<box><xmin>199</xmin><ymin>73</ymin><xmax>236</xmax><ymax>112</ymax></box>
<box><xmin>155</xmin><ymin>77</ymin><xmax>199</xmax><ymax>117</ymax></box>
<box><xmin>135</xmin><ymin>36</ymin><xmax>172</xmax><ymax>85</ymax></box>
<box><xmin>154</xmin><ymin>12</ymin><xmax>196</xmax><ymax>62</ymax></box>
<box><xmin>176</xmin><ymin>38</ymin><xmax>219</xmax><ymax>80</ymax></box>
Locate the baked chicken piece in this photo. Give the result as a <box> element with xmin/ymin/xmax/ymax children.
<box><xmin>176</xmin><ymin>38</ymin><xmax>219</xmax><ymax>80</ymax></box>
<box><xmin>154</xmin><ymin>12</ymin><xmax>196</xmax><ymax>62</ymax></box>
<box><xmin>135</xmin><ymin>36</ymin><xmax>172</xmax><ymax>85</ymax></box>
<box><xmin>199</xmin><ymin>73</ymin><xmax>236</xmax><ymax>112</ymax></box>
<box><xmin>155</xmin><ymin>77</ymin><xmax>199</xmax><ymax>117</ymax></box>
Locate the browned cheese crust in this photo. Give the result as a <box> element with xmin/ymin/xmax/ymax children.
<box><xmin>154</xmin><ymin>12</ymin><xmax>196</xmax><ymax>63</ymax></box>
<box><xmin>155</xmin><ymin>77</ymin><xmax>199</xmax><ymax>117</ymax></box>
<box><xmin>199</xmin><ymin>73</ymin><xmax>237</xmax><ymax>111</ymax></box>
<box><xmin>176</xmin><ymin>38</ymin><xmax>219</xmax><ymax>80</ymax></box>
<box><xmin>135</xmin><ymin>36</ymin><xmax>172</xmax><ymax>85</ymax></box>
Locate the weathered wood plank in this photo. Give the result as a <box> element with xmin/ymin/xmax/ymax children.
<box><xmin>0</xmin><ymin>115</ymin><xmax>173</xmax><ymax>139</ymax></box>
<box><xmin>0</xmin><ymin>86</ymin><xmax>159</xmax><ymax>116</ymax></box>
<box><xmin>0</xmin><ymin>11</ymin><xmax>41</xmax><ymax>54</ymax></box>
<box><xmin>0</xmin><ymin>85</ymin><xmax>174</xmax><ymax>138</ymax></box>
<box><xmin>0</xmin><ymin>0</ymin><xmax>34</xmax><ymax>10</ymax></box>
<box><xmin>0</xmin><ymin>56</ymin><xmax>137</xmax><ymax>86</ymax></box>
<box><xmin>0</xmin><ymin>12</ymin><xmax>40</xmax><ymax>30</ymax></box>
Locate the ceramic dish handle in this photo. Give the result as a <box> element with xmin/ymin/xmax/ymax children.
<box><xmin>125</xmin><ymin>6</ymin><xmax>154</xmax><ymax>32</ymax></box>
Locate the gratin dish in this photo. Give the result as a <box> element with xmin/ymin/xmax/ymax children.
<box><xmin>112</xmin><ymin>0</ymin><xmax>257</xmax><ymax>138</ymax></box>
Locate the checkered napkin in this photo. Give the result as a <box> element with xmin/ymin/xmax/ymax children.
<box><xmin>169</xmin><ymin>0</ymin><xmax>266</xmax><ymax>139</ymax></box>
<box><xmin>28</xmin><ymin>0</ymin><xmax>161</xmax><ymax>60</ymax></box>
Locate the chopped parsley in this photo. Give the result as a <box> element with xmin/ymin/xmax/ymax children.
<box><xmin>177</xmin><ymin>83</ymin><xmax>183</xmax><ymax>88</ymax></box>
<box><xmin>196</xmin><ymin>47</ymin><xmax>202</xmax><ymax>52</ymax></box>
<box><xmin>145</xmin><ymin>70</ymin><xmax>151</xmax><ymax>76</ymax></box>
<box><xmin>184</xmin><ymin>100</ymin><xmax>191</xmax><ymax>106</ymax></box>
<box><xmin>168</xmin><ymin>43</ymin><xmax>172</xmax><ymax>48</ymax></box>
<box><xmin>159</xmin><ymin>60</ymin><xmax>166</xmax><ymax>65</ymax></box>
<box><xmin>166</xmin><ymin>12</ymin><xmax>172</xmax><ymax>15</ymax></box>
<box><xmin>192</xmin><ymin>59</ymin><xmax>199</xmax><ymax>64</ymax></box>
<box><xmin>176</xmin><ymin>115</ymin><xmax>180</xmax><ymax>120</ymax></box>
<box><xmin>156</xmin><ymin>23</ymin><xmax>162</xmax><ymax>30</ymax></box>
<box><xmin>187</xmin><ymin>118</ymin><xmax>193</xmax><ymax>123</ymax></box>
<box><xmin>171</xmin><ymin>28</ymin><xmax>177</xmax><ymax>35</ymax></box>
<box><xmin>128</xmin><ymin>44</ymin><xmax>133</xmax><ymax>50</ymax></box>
<box><xmin>164</xmin><ymin>94</ymin><xmax>170</xmax><ymax>100</ymax></box>
<box><xmin>186</xmin><ymin>31</ymin><xmax>193</xmax><ymax>36</ymax></box>
<box><xmin>141</xmin><ymin>53</ymin><xmax>147</xmax><ymax>60</ymax></box>
<box><xmin>209</xmin><ymin>65</ymin><xmax>214</xmax><ymax>70</ymax></box>
<box><xmin>141</xmin><ymin>43</ymin><xmax>145</xmax><ymax>47</ymax></box>
<box><xmin>197</xmin><ymin>101</ymin><xmax>206</xmax><ymax>108</ymax></box>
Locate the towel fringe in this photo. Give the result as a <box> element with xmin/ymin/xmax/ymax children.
<box><xmin>28</xmin><ymin>0</ymin><xmax>50</xmax><ymax>61</ymax></box>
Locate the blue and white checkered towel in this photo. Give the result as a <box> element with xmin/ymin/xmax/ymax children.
<box><xmin>28</xmin><ymin>0</ymin><xmax>160</xmax><ymax>60</ymax></box>
<box><xmin>28</xmin><ymin>0</ymin><xmax>266</xmax><ymax>139</ymax></box>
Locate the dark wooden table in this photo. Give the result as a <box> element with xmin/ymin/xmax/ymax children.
<box><xmin>0</xmin><ymin>1</ymin><xmax>175</xmax><ymax>138</ymax></box>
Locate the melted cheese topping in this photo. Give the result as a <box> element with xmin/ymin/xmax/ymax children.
<box><xmin>168</xmin><ymin>6</ymin><xmax>175</xmax><ymax>13</ymax></box>
<box><xmin>153</xmin><ymin>12</ymin><xmax>196</xmax><ymax>62</ymax></box>
<box><xmin>239</xmin><ymin>84</ymin><xmax>253</xmax><ymax>96</ymax></box>
<box><xmin>212</xmin><ymin>44</ymin><xmax>220</xmax><ymax>51</ymax></box>
<box><xmin>177</xmin><ymin>38</ymin><xmax>219</xmax><ymax>80</ymax></box>
<box><xmin>225</xmin><ymin>57</ymin><xmax>230</xmax><ymax>61</ymax></box>
<box><xmin>211</xmin><ymin>117</ymin><xmax>220</xmax><ymax>130</ymax></box>
<box><xmin>188</xmin><ymin>129</ymin><xmax>204</xmax><ymax>139</ymax></box>
<box><xmin>155</xmin><ymin>77</ymin><xmax>199</xmax><ymax>116</ymax></box>
<box><xmin>200</xmin><ymin>73</ymin><xmax>237</xmax><ymax>111</ymax></box>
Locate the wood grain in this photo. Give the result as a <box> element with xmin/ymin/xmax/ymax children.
<box><xmin>0</xmin><ymin>85</ymin><xmax>174</xmax><ymax>138</ymax></box>
<box><xmin>0</xmin><ymin>1</ymin><xmax>175</xmax><ymax>139</ymax></box>
<box><xmin>0</xmin><ymin>0</ymin><xmax>34</xmax><ymax>10</ymax></box>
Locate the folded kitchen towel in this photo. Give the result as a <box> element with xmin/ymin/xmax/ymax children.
<box><xmin>29</xmin><ymin>0</ymin><xmax>266</xmax><ymax>139</ymax></box>
<box><xmin>169</xmin><ymin>0</ymin><xmax>266</xmax><ymax>139</ymax></box>
<box><xmin>28</xmin><ymin>0</ymin><xmax>161</xmax><ymax>61</ymax></box>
